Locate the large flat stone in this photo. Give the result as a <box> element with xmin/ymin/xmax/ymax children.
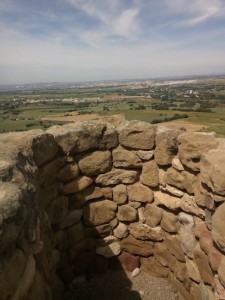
<box><xmin>83</xmin><ymin>200</ymin><xmax>117</xmax><ymax>226</ymax></box>
<box><xmin>78</xmin><ymin>150</ymin><xmax>112</xmax><ymax>176</ymax></box>
<box><xmin>120</xmin><ymin>235</ymin><xmax>154</xmax><ymax>256</ymax></box>
<box><xmin>96</xmin><ymin>169</ymin><xmax>138</xmax><ymax>186</ymax></box>
<box><xmin>127</xmin><ymin>182</ymin><xmax>154</xmax><ymax>203</ymax></box>
<box><xmin>118</xmin><ymin>120</ymin><xmax>155</xmax><ymax>150</ymax></box>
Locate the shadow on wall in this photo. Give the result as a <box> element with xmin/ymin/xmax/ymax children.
<box><xmin>59</xmin><ymin>200</ymin><xmax>142</xmax><ymax>300</ymax></box>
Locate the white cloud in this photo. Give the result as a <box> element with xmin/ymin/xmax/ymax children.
<box><xmin>164</xmin><ymin>0</ymin><xmax>225</xmax><ymax>26</ymax></box>
<box><xmin>65</xmin><ymin>0</ymin><xmax>140</xmax><ymax>43</ymax></box>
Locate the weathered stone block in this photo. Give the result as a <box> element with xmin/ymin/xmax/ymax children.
<box><xmin>154</xmin><ymin>127</ymin><xmax>181</xmax><ymax>166</ymax></box>
<box><xmin>178</xmin><ymin>131</ymin><xmax>219</xmax><ymax>171</ymax></box>
<box><xmin>113</xmin><ymin>184</ymin><xmax>127</xmax><ymax>204</ymax></box>
<box><xmin>118</xmin><ymin>120</ymin><xmax>155</xmax><ymax>150</ymax></box>
<box><xmin>127</xmin><ymin>182</ymin><xmax>154</xmax><ymax>203</ymax></box>
<box><xmin>96</xmin><ymin>169</ymin><xmax>138</xmax><ymax>186</ymax></box>
<box><xmin>129</xmin><ymin>223</ymin><xmax>163</xmax><ymax>241</ymax></box>
<box><xmin>117</xmin><ymin>204</ymin><xmax>137</xmax><ymax>222</ymax></box>
<box><xmin>161</xmin><ymin>211</ymin><xmax>179</xmax><ymax>233</ymax></box>
<box><xmin>140</xmin><ymin>160</ymin><xmax>159</xmax><ymax>188</ymax></box>
<box><xmin>144</xmin><ymin>203</ymin><xmax>163</xmax><ymax>228</ymax></box>
<box><xmin>112</xmin><ymin>146</ymin><xmax>142</xmax><ymax>168</ymax></box>
<box><xmin>78</xmin><ymin>150</ymin><xmax>112</xmax><ymax>176</ymax></box>
<box><xmin>84</xmin><ymin>200</ymin><xmax>117</xmax><ymax>226</ymax></box>
<box><xmin>64</xmin><ymin>176</ymin><xmax>93</xmax><ymax>195</ymax></box>
<box><xmin>57</xmin><ymin>163</ymin><xmax>80</xmax><ymax>182</ymax></box>
<box><xmin>120</xmin><ymin>235</ymin><xmax>154</xmax><ymax>256</ymax></box>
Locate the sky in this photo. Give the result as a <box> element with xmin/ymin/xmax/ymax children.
<box><xmin>0</xmin><ymin>0</ymin><xmax>225</xmax><ymax>84</ymax></box>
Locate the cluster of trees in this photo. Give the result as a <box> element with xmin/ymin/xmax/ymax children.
<box><xmin>151</xmin><ymin>114</ymin><xmax>188</xmax><ymax>124</ymax></box>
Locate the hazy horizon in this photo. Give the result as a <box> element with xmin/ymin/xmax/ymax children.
<box><xmin>1</xmin><ymin>0</ymin><xmax>225</xmax><ymax>85</ymax></box>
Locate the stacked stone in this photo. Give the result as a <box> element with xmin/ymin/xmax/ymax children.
<box><xmin>1</xmin><ymin>118</ymin><xmax>225</xmax><ymax>300</ymax></box>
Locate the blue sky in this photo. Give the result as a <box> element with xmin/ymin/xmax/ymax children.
<box><xmin>0</xmin><ymin>0</ymin><xmax>225</xmax><ymax>84</ymax></box>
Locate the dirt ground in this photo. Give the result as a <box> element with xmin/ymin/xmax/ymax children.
<box><xmin>66</xmin><ymin>269</ymin><xmax>177</xmax><ymax>300</ymax></box>
<box><xmin>159</xmin><ymin>120</ymin><xmax>207</xmax><ymax>132</ymax></box>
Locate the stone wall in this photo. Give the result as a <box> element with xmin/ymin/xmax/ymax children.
<box><xmin>1</xmin><ymin>118</ymin><xmax>225</xmax><ymax>300</ymax></box>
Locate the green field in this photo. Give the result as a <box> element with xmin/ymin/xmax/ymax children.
<box><xmin>1</xmin><ymin>77</ymin><xmax>225</xmax><ymax>135</ymax></box>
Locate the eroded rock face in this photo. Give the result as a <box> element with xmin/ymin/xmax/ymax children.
<box><xmin>154</xmin><ymin>127</ymin><xmax>181</xmax><ymax>166</ymax></box>
<box><xmin>212</xmin><ymin>202</ymin><xmax>225</xmax><ymax>252</ymax></box>
<box><xmin>47</xmin><ymin>122</ymin><xmax>105</xmax><ymax>154</ymax></box>
<box><xmin>129</xmin><ymin>223</ymin><xmax>163</xmax><ymax>241</ymax></box>
<box><xmin>201</xmin><ymin>150</ymin><xmax>225</xmax><ymax>196</ymax></box>
<box><xmin>117</xmin><ymin>204</ymin><xmax>137</xmax><ymax>222</ymax></box>
<box><xmin>83</xmin><ymin>200</ymin><xmax>117</xmax><ymax>226</ymax></box>
<box><xmin>64</xmin><ymin>176</ymin><xmax>93</xmax><ymax>195</ymax></box>
<box><xmin>178</xmin><ymin>132</ymin><xmax>219</xmax><ymax>171</ymax></box>
<box><xmin>165</xmin><ymin>167</ymin><xmax>195</xmax><ymax>194</ymax></box>
<box><xmin>140</xmin><ymin>160</ymin><xmax>159</xmax><ymax>188</ymax></box>
<box><xmin>112</xmin><ymin>146</ymin><xmax>142</xmax><ymax>169</ymax></box>
<box><xmin>118</xmin><ymin>120</ymin><xmax>155</xmax><ymax>150</ymax></box>
<box><xmin>127</xmin><ymin>182</ymin><xmax>154</xmax><ymax>203</ymax></box>
<box><xmin>144</xmin><ymin>204</ymin><xmax>163</xmax><ymax>228</ymax></box>
<box><xmin>120</xmin><ymin>235</ymin><xmax>154</xmax><ymax>256</ymax></box>
<box><xmin>78</xmin><ymin>150</ymin><xmax>112</xmax><ymax>176</ymax></box>
<box><xmin>31</xmin><ymin>134</ymin><xmax>59</xmax><ymax>167</ymax></box>
<box><xmin>96</xmin><ymin>169</ymin><xmax>138</xmax><ymax>186</ymax></box>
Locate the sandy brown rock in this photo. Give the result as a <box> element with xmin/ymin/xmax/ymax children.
<box><xmin>164</xmin><ymin>235</ymin><xmax>185</xmax><ymax>262</ymax></box>
<box><xmin>154</xmin><ymin>127</ymin><xmax>181</xmax><ymax>166</ymax></box>
<box><xmin>120</xmin><ymin>235</ymin><xmax>154</xmax><ymax>256</ymax></box>
<box><xmin>96</xmin><ymin>169</ymin><xmax>138</xmax><ymax>186</ymax></box>
<box><xmin>113</xmin><ymin>222</ymin><xmax>128</xmax><ymax>239</ymax></box>
<box><xmin>154</xmin><ymin>191</ymin><xmax>181</xmax><ymax>211</ymax></box>
<box><xmin>0</xmin><ymin>182</ymin><xmax>22</xmax><ymax>224</ymax></box>
<box><xmin>140</xmin><ymin>160</ymin><xmax>159</xmax><ymax>188</ymax></box>
<box><xmin>135</xmin><ymin>150</ymin><xmax>154</xmax><ymax>160</ymax></box>
<box><xmin>141</xmin><ymin>256</ymin><xmax>169</xmax><ymax>278</ymax></box>
<box><xmin>185</xmin><ymin>257</ymin><xmax>201</xmax><ymax>283</ymax></box>
<box><xmin>165</xmin><ymin>167</ymin><xmax>195</xmax><ymax>194</ymax></box>
<box><xmin>178</xmin><ymin>212</ymin><xmax>196</xmax><ymax>259</ymax></box>
<box><xmin>31</xmin><ymin>134</ymin><xmax>58</xmax><ymax>167</ymax></box>
<box><xmin>172</xmin><ymin>157</ymin><xmax>184</xmax><ymax>171</ymax></box>
<box><xmin>47</xmin><ymin>121</ymin><xmax>106</xmax><ymax>154</ymax></box>
<box><xmin>154</xmin><ymin>242</ymin><xmax>169</xmax><ymax>267</ymax></box>
<box><xmin>180</xmin><ymin>194</ymin><xmax>205</xmax><ymax>218</ymax></box>
<box><xmin>118</xmin><ymin>120</ymin><xmax>155</xmax><ymax>150</ymax></box>
<box><xmin>83</xmin><ymin>200</ymin><xmax>117</xmax><ymax>226</ymax></box>
<box><xmin>127</xmin><ymin>182</ymin><xmax>154</xmax><ymax>203</ymax></box>
<box><xmin>178</xmin><ymin>131</ymin><xmax>219</xmax><ymax>171</ymax></box>
<box><xmin>96</xmin><ymin>236</ymin><xmax>121</xmax><ymax>258</ymax></box>
<box><xmin>78</xmin><ymin>150</ymin><xmax>112</xmax><ymax>176</ymax></box>
<box><xmin>144</xmin><ymin>204</ymin><xmax>163</xmax><ymax>228</ymax></box>
<box><xmin>112</xmin><ymin>147</ymin><xmax>142</xmax><ymax>168</ymax></box>
<box><xmin>64</xmin><ymin>176</ymin><xmax>93</xmax><ymax>194</ymax></box>
<box><xmin>193</xmin><ymin>243</ymin><xmax>214</xmax><ymax>285</ymax></box>
<box><xmin>218</xmin><ymin>258</ymin><xmax>225</xmax><ymax>288</ymax></box>
<box><xmin>113</xmin><ymin>184</ymin><xmax>127</xmax><ymax>204</ymax></box>
<box><xmin>117</xmin><ymin>204</ymin><xmax>137</xmax><ymax>222</ymax></box>
<box><xmin>212</xmin><ymin>201</ymin><xmax>225</xmax><ymax>252</ymax></box>
<box><xmin>129</xmin><ymin>223</ymin><xmax>163</xmax><ymax>241</ymax></box>
<box><xmin>162</xmin><ymin>184</ymin><xmax>184</xmax><ymax>197</ymax></box>
<box><xmin>201</xmin><ymin>150</ymin><xmax>225</xmax><ymax>196</ymax></box>
<box><xmin>161</xmin><ymin>211</ymin><xmax>179</xmax><ymax>233</ymax></box>
<box><xmin>57</xmin><ymin>163</ymin><xmax>80</xmax><ymax>182</ymax></box>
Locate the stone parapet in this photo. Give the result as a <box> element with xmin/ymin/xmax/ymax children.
<box><xmin>0</xmin><ymin>119</ymin><xmax>225</xmax><ymax>299</ymax></box>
